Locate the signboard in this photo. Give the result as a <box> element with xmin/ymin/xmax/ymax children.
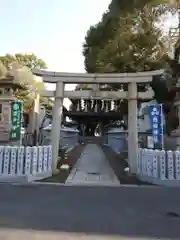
<box><xmin>149</xmin><ymin>104</ymin><xmax>164</xmax><ymax>149</ymax></box>
<box><xmin>9</xmin><ymin>101</ymin><xmax>22</xmax><ymax>141</ymax></box>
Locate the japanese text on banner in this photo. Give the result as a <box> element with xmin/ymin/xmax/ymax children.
<box><xmin>9</xmin><ymin>101</ymin><xmax>22</xmax><ymax>140</ymax></box>
<box><xmin>149</xmin><ymin>105</ymin><xmax>163</xmax><ymax>145</ymax></box>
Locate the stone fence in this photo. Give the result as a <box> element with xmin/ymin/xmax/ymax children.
<box><xmin>60</xmin><ymin>128</ymin><xmax>79</xmax><ymax>149</ymax></box>
<box><xmin>0</xmin><ymin>145</ymin><xmax>52</xmax><ymax>182</ymax></box>
<box><xmin>105</xmin><ymin>129</ymin><xmax>178</xmax><ymax>152</ymax></box>
<box><xmin>104</xmin><ymin>130</ymin><xmax>128</xmax><ymax>154</ymax></box>
<box><xmin>137</xmin><ymin>148</ymin><xmax>180</xmax><ymax>186</ymax></box>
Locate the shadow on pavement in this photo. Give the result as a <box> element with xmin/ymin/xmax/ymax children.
<box><xmin>0</xmin><ymin>184</ymin><xmax>180</xmax><ymax>239</ymax></box>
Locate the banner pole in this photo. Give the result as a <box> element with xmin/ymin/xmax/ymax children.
<box><xmin>160</xmin><ymin>103</ymin><xmax>164</xmax><ymax>150</ymax></box>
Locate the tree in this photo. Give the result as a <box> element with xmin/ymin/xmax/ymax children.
<box><xmin>0</xmin><ymin>53</ymin><xmax>47</xmax><ymax>70</ymax></box>
<box><xmin>0</xmin><ymin>61</ymin><xmax>7</xmax><ymax>78</ymax></box>
<box><xmin>0</xmin><ymin>53</ymin><xmax>47</xmax><ymax>113</ymax></box>
<box><xmin>83</xmin><ymin>1</ymin><xmax>170</xmax><ymax>74</ymax></box>
<box><xmin>164</xmin><ymin>1</ymin><xmax>180</xmax><ymax>133</ymax></box>
<box><xmin>82</xmin><ymin>0</ymin><xmax>180</xmax><ymax>133</ymax></box>
<box><xmin>40</xmin><ymin>97</ymin><xmax>53</xmax><ymax>115</ymax></box>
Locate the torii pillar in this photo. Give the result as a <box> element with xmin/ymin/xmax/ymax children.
<box><xmin>128</xmin><ymin>82</ymin><xmax>138</xmax><ymax>173</ymax></box>
<box><xmin>51</xmin><ymin>82</ymin><xmax>64</xmax><ymax>173</ymax></box>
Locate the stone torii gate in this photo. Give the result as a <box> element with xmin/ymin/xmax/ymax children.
<box><xmin>33</xmin><ymin>69</ymin><xmax>163</xmax><ymax>174</ymax></box>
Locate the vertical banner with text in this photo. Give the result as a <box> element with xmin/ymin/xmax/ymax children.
<box><xmin>9</xmin><ymin>101</ymin><xmax>22</xmax><ymax>141</ymax></box>
<box><xmin>149</xmin><ymin>104</ymin><xmax>164</xmax><ymax>149</ymax></box>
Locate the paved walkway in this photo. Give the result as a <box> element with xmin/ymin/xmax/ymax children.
<box><xmin>66</xmin><ymin>144</ymin><xmax>120</xmax><ymax>185</ymax></box>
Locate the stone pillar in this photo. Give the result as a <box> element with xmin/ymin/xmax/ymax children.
<box><xmin>128</xmin><ymin>82</ymin><xmax>138</xmax><ymax>173</ymax></box>
<box><xmin>51</xmin><ymin>82</ymin><xmax>64</xmax><ymax>173</ymax></box>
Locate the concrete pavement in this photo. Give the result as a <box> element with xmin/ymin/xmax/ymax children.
<box><xmin>66</xmin><ymin>144</ymin><xmax>120</xmax><ymax>185</ymax></box>
<box><xmin>0</xmin><ymin>229</ymin><xmax>122</xmax><ymax>239</ymax></box>
<box><xmin>0</xmin><ymin>184</ymin><xmax>180</xmax><ymax>239</ymax></box>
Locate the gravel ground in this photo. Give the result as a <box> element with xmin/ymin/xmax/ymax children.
<box><xmin>102</xmin><ymin>146</ymin><xmax>153</xmax><ymax>185</ymax></box>
<box><xmin>39</xmin><ymin>144</ymin><xmax>85</xmax><ymax>183</ymax></box>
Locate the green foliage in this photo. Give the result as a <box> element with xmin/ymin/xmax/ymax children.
<box><xmin>0</xmin><ymin>53</ymin><xmax>47</xmax><ymax>70</ymax></box>
<box><xmin>83</xmin><ymin>0</ymin><xmax>171</xmax><ymax>74</ymax></box>
<box><xmin>82</xmin><ymin>0</ymin><xmax>180</xmax><ymax>133</ymax></box>
<box><xmin>75</xmin><ymin>84</ymin><xmax>92</xmax><ymax>90</ymax></box>
<box><xmin>40</xmin><ymin>97</ymin><xmax>53</xmax><ymax>114</ymax></box>
<box><xmin>0</xmin><ymin>61</ymin><xmax>7</xmax><ymax>77</ymax></box>
<box><xmin>0</xmin><ymin>53</ymin><xmax>48</xmax><ymax>112</ymax></box>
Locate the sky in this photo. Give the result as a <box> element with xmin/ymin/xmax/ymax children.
<box><xmin>0</xmin><ymin>0</ymin><xmax>111</xmax><ymax>72</ymax></box>
<box><xmin>0</xmin><ymin>0</ymin><xmax>178</xmax><ymax>108</ymax></box>
<box><xmin>0</xmin><ymin>0</ymin><xmax>111</xmax><ymax>108</ymax></box>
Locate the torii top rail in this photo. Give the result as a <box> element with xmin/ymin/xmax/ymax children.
<box><xmin>33</xmin><ymin>69</ymin><xmax>164</xmax><ymax>84</ymax></box>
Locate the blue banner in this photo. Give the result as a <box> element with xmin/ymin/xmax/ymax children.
<box><xmin>149</xmin><ymin>105</ymin><xmax>163</xmax><ymax>145</ymax></box>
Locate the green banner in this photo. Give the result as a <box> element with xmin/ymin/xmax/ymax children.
<box><xmin>9</xmin><ymin>101</ymin><xmax>22</xmax><ymax>141</ymax></box>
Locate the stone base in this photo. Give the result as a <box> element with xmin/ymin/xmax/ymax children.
<box><xmin>0</xmin><ymin>171</ymin><xmax>52</xmax><ymax>183</ymax></box>
<box><xmin>0</xmin><ymin>175</ymin><xmax>27</xmax><ymax>183</ymax></box>
<box><xmin>137</xmin><ymin>174</ymin><xmax>180</xmax><ymax>187</ymax></box>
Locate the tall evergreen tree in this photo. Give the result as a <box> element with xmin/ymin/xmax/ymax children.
<box><xmin>82</xmin><ymin>0</ymin><xmax>180</xmax><ymax>133</ymax></box>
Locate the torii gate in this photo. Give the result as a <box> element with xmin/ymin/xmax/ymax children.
<box><xmin>33</xmin><ymin>69</ymin><xmax>164</xmax><ymax>174</ymax></box>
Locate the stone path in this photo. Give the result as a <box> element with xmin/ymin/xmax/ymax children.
<box><xmin>66</xmin><ymin>144</ymin><xmax>120</xmax><ymax>185</ymax></box>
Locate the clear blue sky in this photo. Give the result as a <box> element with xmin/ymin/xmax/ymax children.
<box><xmin>0</xmin><ymin>0</ymin><xmax>111</xmax><ymax>72</ymax></box>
